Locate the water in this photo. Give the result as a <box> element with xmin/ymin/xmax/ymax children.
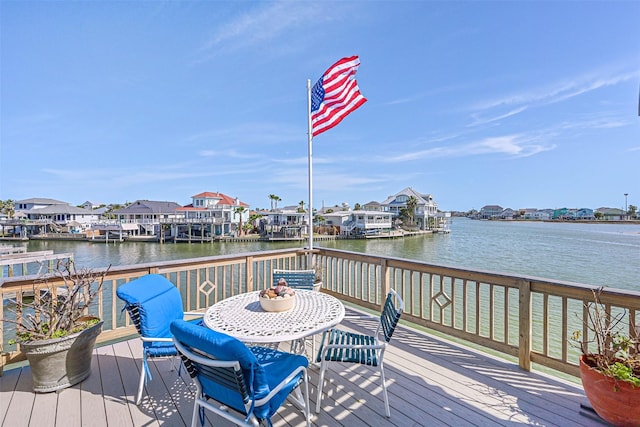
<box><xmin>322</xmin><ymin>219</ymin><xmax>640</xmax><ymax>291</ymax></box>
<box><xmin>15</xmin><ymin>218</ymin><xmax>640</xmax><ymax>292</ymax></box>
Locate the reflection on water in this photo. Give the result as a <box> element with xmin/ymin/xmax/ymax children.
<box><xmin>13</xmin><ymin>218</ymin><xmax>640</xmax><ymax>292</ymax></box>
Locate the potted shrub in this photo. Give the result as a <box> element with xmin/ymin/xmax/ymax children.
<box><xmin>4</xmin><ymin>260</ymin><xmax>109</xmax><ymax>392</ymax></box>
<box><xmin>571</xmin><ymin>288</ymin><xmax>640</xmax><ymax>426</ymax></box>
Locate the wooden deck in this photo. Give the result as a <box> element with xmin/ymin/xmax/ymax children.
<box><xmin>0</xmin><ymin>307</ymin><xmax>605</xmax><ymax>427</ymax></box>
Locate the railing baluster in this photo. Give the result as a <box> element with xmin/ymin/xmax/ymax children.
<box><xmin>462</xmin><ymin>279</ymin><xmax>468</xmax><ymax>333</ymax></box>
<box><xmin>561</xmin><ymin>296</ymin><xmax>568</xmax><ymax>364</ymax></box>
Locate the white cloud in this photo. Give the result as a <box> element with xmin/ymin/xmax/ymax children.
<box><xmin>197</xmin><ymin>2</ymin><xmax>338</xmax><ymax>56</ymax></box>
<box><xmin>469</xmin><ymin>135</ymin><xmax>553</xmax><ymax>157</ymax></box>
<box><xmin>198</xmin><ymin>149</ymin><xmax>260</xmax><ymax>160</ymax></box>
<box><xmin>473</xmin><ymin>70</ymin><xmax>638</xmax><ymax>113</ymax></box>
<box><xmin>468</xmin><ymin>106</ymin><xmax>528</xmax><ymax>127</ymax></box>
<box><xmin>384</xmin><ymin>134</ymin><xmax>555</xmax><ymax>162</ymax></box>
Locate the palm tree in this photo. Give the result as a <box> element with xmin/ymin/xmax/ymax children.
<box><xmin>268</xmin><ymin>194</ymin><xmax>282</xmax><ymax>211</ymax></box>
<box><xmin>406</xmin><ymin>196</ymin><xmax>418</xmax><ymax>226</ymax></box>
<box><xmin>247</xmin><ymin>213</ymin><xmax>263</xmax><ymax>234</ymax></box>
<box><xmin>0</xmin><ymin>199</ymin><xmax>15</xmax><ymax>218</ymax></box>
<box><xmin>399</xmin><ymin>207</ymin><xmax>411</xmax><ymax>227</ymax></box>
<box><xmin>298</xmin><ymin>201</ymin><xmax>305</xmax><ymax>213</ymax></box>
<box><xmin>234</xmin><ymin>206</ymin><xmax>246</xmax><ymax>236</ymax></box>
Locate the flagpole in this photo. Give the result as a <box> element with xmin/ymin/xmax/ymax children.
<box><xmin>307</xmin><ymin>79</ymin><xmax>314</xmax><ymax>268</ymax></box>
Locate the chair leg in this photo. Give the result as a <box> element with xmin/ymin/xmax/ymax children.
<box><xmin>310</xmin><ymin>335</ymin><xmax>316</xmax><ymax>360</ymax></box>
<box><xmin>289</xmin><ymin>370</ymin><xmax>311</xmax><ymax>427</ymax></box>
<box><xmin>303</xmin><ymin>372</ymin><xmax>311</xmax><ymax>427</ymax></box>
<box><xmin>136</xmin><ymin>361</ymin><xmax>146</xmax><ymax>405</ymax></box>
<box><xmin>315</xmin><ymin>361</ymin><xmax>328</xmax><ymax>413</ymax></box>
<box><xmin>379</xmin><ymin>362</ymin><xmax>390</xmax><ymax>418</ymax></box>
<box><xmin>190</xmin><ymin>399</ymin><xmax>200</xmax><ymax>427</ymax></box>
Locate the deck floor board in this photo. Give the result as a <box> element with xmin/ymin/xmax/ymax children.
<box><xmin>1</xmin><ymin>308</ymin><xmax>604</xmax><ymax>427</ymax></box>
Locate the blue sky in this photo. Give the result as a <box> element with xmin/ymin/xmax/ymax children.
<box><xmin>1</xmin><ymin>1</ymin><xmax>639</xmax><ymax>213</ymax></box>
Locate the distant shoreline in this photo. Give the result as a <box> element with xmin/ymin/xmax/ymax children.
<box><xmin>460</xmin><ymin>217</ymin><xmax>640</xmax><ymax>225</ymax></box>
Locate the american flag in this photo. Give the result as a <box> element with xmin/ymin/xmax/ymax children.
<box><xmin>311</xmin><ymin>56</ymin><xmax>367</xmax><ymax>137</ymax></box>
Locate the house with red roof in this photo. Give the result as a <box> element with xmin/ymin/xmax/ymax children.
<box><xmin>176</xmin><ymin>192</ymin><xmax>250</xmax><ymax>237</ymax></box>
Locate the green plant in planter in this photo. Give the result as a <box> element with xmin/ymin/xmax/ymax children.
<box><xmin>3</xmin><ymin>260</ymin><xmax>111</xmax><ymax>392</ymax></box>
<box><xmin>570</xmin><ymin>288</ymin><xmax>640</xmax><ymax>426</ymax></box>
<box><xmin>5</xmin><ymin>259</ymin><xmax>110</xmax><ymax>344</ymax></box>
<box><xmin>570</xmin><ymin>288</ymin><xmax>640</xmax><ymax>388</ymax></box>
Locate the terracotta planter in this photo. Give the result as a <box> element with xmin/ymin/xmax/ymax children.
<box><xmin>20</xmin><ymin>318</ymin><xmax>103</xmax><ymax>392</ymax></box>
<box><xmin>580</xmin><ymin>354</ymin><xmax>640</xmax><ymax>427</ymax></box>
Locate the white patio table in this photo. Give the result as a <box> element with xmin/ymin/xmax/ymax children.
<box><xmin>203</xmin><ymin>290</ymin><xmax>345</xmax><ymax>351</ymax></box>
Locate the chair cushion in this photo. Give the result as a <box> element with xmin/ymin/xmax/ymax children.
<box><xmin>117</xmin><ymin>274</ymin><xmax>184</xmax><ymax>339</ymax></box>
<box><xmin>171</xmin><ymin>320</ymin><xmax>307</xmax><ymax>420</ymax></box>
<box><xmin>249</xmin><ymin>346</ymin><xmax>308</xmax><ymax>419</ymax></box>
<box><xmin>170</xmin><ymin>320</ymin><xmax>268</xmax><ymax>409</ymax></box>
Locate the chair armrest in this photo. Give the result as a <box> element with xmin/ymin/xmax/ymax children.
<box><xmin>140</xmin><ymin>337</ymin><xmax>174</xmax><ymax>343</ymax></box>
<box><xmin>184</xmin><ymin>311</ymin><xmax>205</xmax><ymax>317</ymax></box>
<box><xmin>343</xmin><ymin>314</ymin><xmax>375</xmax><ymax>320</ymax></box>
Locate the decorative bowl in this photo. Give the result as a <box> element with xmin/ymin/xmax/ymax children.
<box><xmin>259</xmin><ymin>294</ymin><xmax>295</xmax><ymax>312</ymax></box>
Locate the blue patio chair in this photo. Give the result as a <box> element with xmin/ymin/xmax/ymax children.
<box><xmin>315</xmin><ymin>289</ymin><xmax>404</xmax><ymax>418</ymax></box>
<box><xmin>170</xmin><ymin>319</ymin><xmax>310</xmax><ymax>427</ymax></box>
<box><xmin>116</xmin><ymin>274</ymin><xmax>203</xmax><ymax>405</ymax></box>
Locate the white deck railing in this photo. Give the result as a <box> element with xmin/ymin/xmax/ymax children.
<box><xmin>2</xmin><ymin>247</ymin><xmax>638</xmax><ymax>378</ymax></box>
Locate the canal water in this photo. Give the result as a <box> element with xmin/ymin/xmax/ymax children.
<box><xmin>16</xmin><ymin>218</ymin><xmax>640</xmax><ymax>292</ymax></box>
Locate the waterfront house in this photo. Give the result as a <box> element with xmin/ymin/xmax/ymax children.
<box><xmin>320</xmin><ymin>210</ymin><xmax>350</xmax><ymax>235</ymax></box>
<box><xmin>501</xmin><ymin>208</ymin><xmax>515</xmax><ymax>220</ymax></box>
<box><xmin>533</xmin><ymin>209</ymin><xmax>553</xmax><ymax>220</ymax></box>
<box><xmin>14</xmin><ymin>197</ymin><xmax>67</xmax><ymax>211</ymax></box>
<box><xmin>595</xmin><ymin>207</ymin><xmax>625</xmax><ymax>221</ymax></box>
<box><xmin>362</xmin><ymin>200</ymin><xmax>384</xmax><ymax>211</ymax></box>
<box><xmin>113</xmin><ymin>200</ymin><xmax>183</xmax><ymax>237</ymax></box>
<box><xmin>80</xmin><ymin>200</ymin><xmax>104</xmax><ymax>210</ymax></box>
<box><xmin>24</xmin><ymin>204</ymin><xmax>99</xmax><ymax>231</ymax></box>
<box><xmin>13</xmin><ymin>197</ymin><xmax>99</xmax><ymax>234</ymax></box>
<box><xmin>380</xmin><ymin>187</ymin><xmax>439</xmax><ymax>230</ymax></box>
<box><xmin>479</xmin><ymin>204</ymin><xmax>503</xmax><ymax>219</ymax></box>
<box><xmin>521</xmin><ymin>208</ymin><xmax>554</xmax><ymax>220</ymax></box>
<box><xmin>172</xmin><ymin>192</ymin><xmax>250</xmax><ymax>237</ymax></box>
<box><xmin>553</xmin><ymin>208</ymin><xmax>574</xmax><ymax>220</ymax></box>
<box><xmin>258</xmin><ymin>205</ymin><xmax>307</xmax><ymax>239</ymax></box>
<box><xmin>575</xmin><ymin>208</ymin><xmax>595</xmax><ymax>220</ymax></box>
<box><xmin>323</xmin><ymin>210</ymin><xmax>394</xmax><ymax>236</ymax></box>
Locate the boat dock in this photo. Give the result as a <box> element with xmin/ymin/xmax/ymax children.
<box><xmin>0</xmin><ymin>248</ymin><xmax>74</xmax><ymax>279</ymax></box>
